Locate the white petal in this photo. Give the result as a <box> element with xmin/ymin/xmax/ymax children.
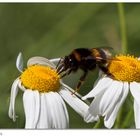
<box><xmin>27</xmin><ymin>56</ymin><xmax>56</xmax><ymax>68</ymax></box>
<box><xmin>84</xmin><ymin>111</ymin><xmax>99</xmax><ymax>123</ymax></box>
<box><xmin>100</xmin><ymin>81</ymin><xmax>123</xmax><ymax>115</ymax></box>
<box><xmin>51</xmin><ymin>93</ymin><xmax>69</xmax><ymax>128</ymax></box>
<box><xmin>50</xmin><ymin>58</ymin><xmax>61</xmax><ymax>66</ymax></box>
<box><xmin>61</xmin><ymin>82</ymin><xmax>83</xmax><ymax>98</ymax></box>
<box><xmin>18</xmin><ymin>80</ymin><xmax>26</xmax><ymax>92</ymax></box>
<box><xmin>16</xmin><ymin>52</ymin><xmax>23</xmax><ymax>72</ymax></box>
<box><xmin>37</xmin><ymin>94</ymin><xmax>52</xmax><ymax>128</ymax></box>
<box><xmin>104</xmin><ymin>82</ymin><xmax>129</xmax><ymax>128</ymax></box>
<box><xmin>43</xmin><ymin>92</ymin><xmax>69</xmax><ymax>129</ymax></box>
<box><xmin>93</xmin><ymin>70</ymin><xmax>103</xmax><ymax>87</ymax></box>
<box><xmin>104</xmin><ymin>105</ymin><xmax>119</xmax><ymax>128</ymax></box>
<box><xmin>88</xmin><ymin>91</ymin><xmax>104</xmax><ymax>117</ymax></box>
<box><xmin>130</xmin><ymin>82</ymin><xmax>140</xmax><ymax>106</ymax></box>
<box><xmin>8</xmin><ymin>78</ymin><xmax>20</xmax><ymax>122</ymax></box>
<box><xmin>23</xmin><ymin>90</ymin><xmax>40</xmax><ymax>129</ymax></box>
<box><xmin>134</xmin><ymin>100</ymin><xmax>140</xmax><ymax>128</ymax></box>
<box><xmin>82</xmin><ymin>77</ymin><xmax>113</xmax><ymax>100</ymax></box>
<box><xmin>104</xmin><ymin>81</ymin><xmax>126</xmax><ymax>116</ymax></box>
<box><xmin>60</xmin><ymin>88</ymin><xmax>89</xmax><ymax>118</ymax></box>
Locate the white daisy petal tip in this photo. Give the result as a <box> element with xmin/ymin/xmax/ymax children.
<box><xmin>104</xmin><ymin>115</ymin><xmax>115</xmax><ymax>129</ymax></box>
<box><xmin>8</xmin><ymin>107</ymin><xmax>19</xmax><ymax>122</ymax></box>
<box><xmin>13</xmin><ymin>115</ymin><xmax>19</xmax><ymax>122</ymax></box>
<box><xmin>81</xmin><ymin>96</ymin><xmax>87</xmax><ymax>100</ymax></box>
<box><xmin>84</xmin><ymin>112</ymin><xmax>99</xmax><ymax>123</ymax></box>
<box><xmin>16</xmin><ymin>52</ymin><xmax>23</xmax><ymax>73</ymax></box>
<box><xmin>103</xmin><ymin>82</ymin><xmax>129</xmax><ymax>129</ymax></box>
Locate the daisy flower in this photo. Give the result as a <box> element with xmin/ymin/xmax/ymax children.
<box><xmin>82</xmin><ymin>55</ymin><xmax>140</xmax><ymax>128</ymax></box>
<box><xmin>9</xmin><ymin>53</ymin><xmax>95</xmax><ymax>129</ymax></box>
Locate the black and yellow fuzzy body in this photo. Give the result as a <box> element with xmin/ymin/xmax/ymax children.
<box><xmin>57</xmin><ymin>47</ymin><xmax>113</xmax><ymax>93</ymax></box>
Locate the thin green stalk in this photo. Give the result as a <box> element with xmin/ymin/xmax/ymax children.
<box><xmin>118</xmin><ymin>3</ymin><xmax>128</xmax><ymax>54</ymax></box>
<box><xmin>94</xmin><ymin>118</ymin><xmax>104</xmax><ymax>128</ymax></box>
<box><xmin>114</xmin><ymin>3</ymin><xmax>128</xmax><ymax>128</ymax></box>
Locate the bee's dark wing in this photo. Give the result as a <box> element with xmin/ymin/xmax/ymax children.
<box><xmin>91</xmin><ymin>46</ymin><xmax>116</xmax><ymax>62</ymax></box>
<box><xmin>91</xmin><ymin>46</ymin><xmax>114</xmax><ymax>55</ymax></box>
<box><xmin>95</xmin><ymin>56</ymin><xmax>120</xmax><ymax>62</ymax></box>
<box><xmin>100</xmin><ymin>47</ymin><xmax>114</xmax><ymax>55</ymax></box>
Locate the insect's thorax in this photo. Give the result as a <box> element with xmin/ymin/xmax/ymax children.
<box><xmin>71</xmin><ymin>48</ymin><xmax>96</xmax><ymax>71</ymax></box>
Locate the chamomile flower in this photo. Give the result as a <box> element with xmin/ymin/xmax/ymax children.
<box><xmin>83</xmin><ymin>55</ymin><xmax>140</xmax><ymax>128</ymax></box>
<box><xmin>9</xmin><ymin>53</ymin><xmax>94</xmax><ymax>129</ymax></box>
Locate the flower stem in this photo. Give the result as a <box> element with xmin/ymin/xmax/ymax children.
<box><xmin>114</xmin><ymin>3</ymin><xmax>128</xmax><ymax>128</ymax></box>
<box><xmin>94</xmin><ymin>117</ymin><xmax>104</xmax><ymax>128</ymax></box>
<box><xmin>118</xmin><ymin>3</ymin><xmax>128</xmax><ymax>54</ymax></box>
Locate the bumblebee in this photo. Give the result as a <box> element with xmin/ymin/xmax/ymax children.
<box><xmin>57</xmin><ymin>47</ymin><xmax>113</xmax><ymax>93</ymax></box>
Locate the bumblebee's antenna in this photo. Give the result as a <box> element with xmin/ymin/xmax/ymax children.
<box><xmin>56</xmin><ymin>57</ymin><xmax>63</xmax><ymax>69</ymax></box>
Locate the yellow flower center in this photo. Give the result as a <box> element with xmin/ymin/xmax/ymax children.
<box><xmin>108</xmin><ymin>55</ymin><xmax>140</xmax><ymax>82</ymax></box>
<box><xmin>20</xmin><ymin>65</ymin><xmax>60</xmax><ymax>93</ymax></box>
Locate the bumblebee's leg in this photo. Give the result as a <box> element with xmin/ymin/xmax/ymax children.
<box><xmin>74</xmin><ymin>70</ymin><xmax>88</xmax><ymax>93</ymax></box>
<box><xmin>60</xmin><ymin>69</ymin><xmax>72</xmax><ymax>78</ymax></box>
<box><xmin>98</xmin><ymin>65</ymin><xmax>112</xmax><ymax>76</ymax></box>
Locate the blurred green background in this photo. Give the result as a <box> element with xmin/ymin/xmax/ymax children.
<box><xmin>0</xmin><ymin>3</ymin><xmax>139</xmax><ymax>128</ymax></box>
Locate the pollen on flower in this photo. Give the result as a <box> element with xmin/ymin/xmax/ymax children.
<box><xmin>20</xmin><ymin>65</ymin><xmax>60</xmax><ymax>93</ymax></box>
<box><xmin>108</xmin><ymin>55</ymin><xmax>140</xmax><ymax>82</ymax></box>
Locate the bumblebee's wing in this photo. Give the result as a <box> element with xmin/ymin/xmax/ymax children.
<box><xmin>91</xmin><ymin>48</ymin><xmax>120</xmax><ymax>62</ymax></box>
<box><xmin>91</xmin><ymin>46</ymin><xmax>114</xmax><ymax>55</ymax></box>
<box><xmin>91</xmin><ymin>47</ymin><xmax>114</xmax><ymax>61</ymax></box>
<box><xmin>95</xmin><ymin>56</ymin><xmax>120</xmax><ymax>62</ymax></box>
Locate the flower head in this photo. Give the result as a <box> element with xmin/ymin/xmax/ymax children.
<box><xmin>108</xmin><ymin>55</ymin><xmax>140</xmax><ymax>82</ymax></box>
<box><xmin>83</xmin><ymin>54</ymin><xmax>140</xmax><ymax>128</ymax></box>
<box><xmin>20</xmin><ymin>65</ymin><xmax>60</xmax><ymax>93</ymax></box>
<box><xmin>9</xmin><ymin>53</ymin><xmax>94</xmax><ymax>129</ymax></box>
